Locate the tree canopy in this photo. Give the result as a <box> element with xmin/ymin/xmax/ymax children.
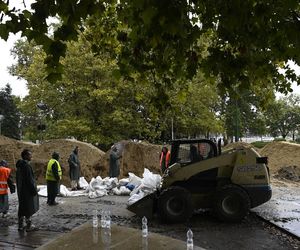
<box><xmin>265</xmin><ymin>94</ymin><xmax>300</xmax><ymax>139</ymax></box>
<box><xmin>1</xmin><ymin>0</ymin><xmax>300</xmax><ymax>94</ymax></box>
<box><xmin>0</xmin><ymin>84</ymin><xmax>21</xmax><ymax>139</ymax></box>
<box><xmin>11</xmin><ymin>31</ymin><xmax>222</xmax><ymax>144</ymax></box>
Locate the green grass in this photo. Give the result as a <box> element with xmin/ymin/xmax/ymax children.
<box><xmin>250</xmin><ymin>141</ymin><xmax>270</xmax><ymax>148</ymax></box>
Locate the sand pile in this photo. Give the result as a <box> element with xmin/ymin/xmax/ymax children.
<box><xmin>0</xmin><ymin>136</ymin><xmax>163</xmax><ymax>186</ymax></box>
<box><xmin>223</xmin><ymin>142</ymin><xmax>255</xmax><ymax>150</ymax></box>
<box><xmin>259</xmin><ymin>141</ymin><xmax>300</xmax><ymax>176</ymax></box>
<box><xmin>274</xmin><ymin>166</ymin><xmax>300</xmax><ymax>182</ymax></box>
<box><xmin>2</xmin><ymin>134</ymin><xmax>300</xmax><ymax>185</ymax></box>
<box><xmin>221</xmin><ymin>141</ymin><xmax>300</xmax><ymax>184</ymax></box>
<box><xmin>0</xmin><ymin>136</ymin><xmax>105</xmax><ymax>186</ymax></box>
<box><xmin>98</xmin><ymin>140</ymin><xmax>162</xmax><ymax>178</ymax></box>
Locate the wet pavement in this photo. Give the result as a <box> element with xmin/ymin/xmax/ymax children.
<box><xmin>0</xmin><ymin>185</ymin><xmax>299</xmax><ymax>249</ymax></box>
<box><xmin>36</xmin><ymin>223</ymin><xmax>205</xmax><ymax>250</ymax></box>
<box><xmin>252</xmin><ymin>184</ymin><xmax>300</xmax><ymax>238</ymax></box>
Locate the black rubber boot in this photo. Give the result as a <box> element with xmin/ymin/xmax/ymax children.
<box><xmin>25</xmin><ymin>217</ymin><xmax>37</xmax><ymax>232</ymax></box>
<box><xmin>18</xmin><ymin>216</ymin><xmax>25</xmax><ymax>231</ymax></box>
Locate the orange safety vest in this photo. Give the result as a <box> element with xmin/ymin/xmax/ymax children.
<box><xmin>160</xmin><ymin>151</ymin><xmax>170</xmax><ymax>168</ymax></box>
<box><xmin>0</xmin><ymin>167</ymin><xmax>11</xmax><ymax>195</ymax></box>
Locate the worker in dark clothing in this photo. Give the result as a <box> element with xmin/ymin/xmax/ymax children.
<box><xmin>16</xmin><ymin>149</ymin><xmax>39</xmax><ymax>232</ymax></box>
<box><xmin>68</xmin><ymin>146</ymin><xmax>81</xmax><ymax>190</ymax></box>
<box><xmin>190</xmin><ymin>144</ymin><xmax>200</xmax><ymax>162</ymax></box>
<box><xmin>109</xmin><ymin>146</ymin><xmax>122</xmax><ymax>178</ymax></box>
<box><xmin>46</xmin><ymin>152</ymin><xmax>62</xmax><ymax>206</ymax></box>
<box><xmin>0</xmin><ymin>160</ymin><xmax>15</xmax><ymax>218</ymax></box>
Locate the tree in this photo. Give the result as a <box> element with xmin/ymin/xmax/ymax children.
<box><xmin>170</xmin><ymin>72</ymin><xmax>223</xmax><ymax>139</ymax></box>
<box><xmin>11</xmin><ymin>23</ymin><xmax>225</xmax><ymax>144</ymax></box>
<box><xmin>0</xmin><ymin>84</ymin><xmax>21</xmax><ymax>139</ymax></box>
<box><xmin>221</xmin><ymin>86</ymin><xmax>274</xmax><ymax>142</ymax></box>
<box><xmin>265</xmin><ymin>95</ymin><xmax>300</xmax><ymax>139</ymax></box>
<box><xmin>1</xmin><ymin>0</ymin><xmax>300</xmax><ymax>96</ymax></box>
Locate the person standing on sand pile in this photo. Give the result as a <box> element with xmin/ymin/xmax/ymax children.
<box><xmin>46</xmin><ymin>152</ymin><xmax>62</xmax><ymax>206</ymax></box>
<box><xmin>68</xmin><ymin>146</ymin><xmax>81</xmax><ymax>190</ymax></box>
<box><xmin>109</xmin><ymin>145</ymin><xmax>122</xmax><ymax>178</ymax></box>
<box><xmin>0</xmin><ymin>160</ymin><xmax>15</xmax><ymax>218</ymax></box>
<box><xmin>16</xmin><ymin>149</ymin><xmax>39</xmax><ymax>232</ymax></box>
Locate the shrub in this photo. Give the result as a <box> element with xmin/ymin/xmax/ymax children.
<box><xmin>273</xmin><ymin>138</ymin><xmax>286</xmax><ymax>141</ymax></box>
<box><xmin>251</xmin><ymin>141</ymin><xmax>270</xmax><ymax>148</ymax></box>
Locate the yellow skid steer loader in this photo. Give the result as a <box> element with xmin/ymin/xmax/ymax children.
<box><xmin>127</xmin><ymin>139</ymin><xmax>271</xmax><ymax>223</ymax></box>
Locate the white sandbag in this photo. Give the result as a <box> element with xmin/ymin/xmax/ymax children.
<box><xmin>112</xmin><ymin>187</ymin><xmax>121</xmax><ymax>195</ymax></box>
<box><xmin>88</xmin><ymin>176</ymin><xmax>105</xmax><ymax>191</ymax></box>
<box><xmin>89</xmin><ymin>189</ymin><xmax>107</xmax><ymax>199</ymax></box>
<box><xmin>128</xmin><ymin>172</ymin><xmax>142</xmax><ymax>186</ymax></box>
<box><xmin>112</xmin><ymin>186</ymin><xmax>131</xmax><ymax>196</ymax></box>
<box><xmin>119</xmin><ymin>178</ymin><xmax>129</xmax><ymax>186</ymax></box>
<box><xmin>127</xmin><ymin>168</ymin><xmax>161</xmax><ymax>205</ymax></box>
<box><xmin>142</xmin><ymin>168</ymin><xmax>161</xmax><ymax>190</ymax></box>
<box><xmin>79</xmin><ymin>176</ymin><xmax>89</xmax><ymax>189</ymax></box>
<box><xmin>103</xmin><ymin>177</ymin><xmax>118</xmax><ymax>190</ymax></box>
<box><xmin>130</xmin><ymin>182</ymin><xmax>142</xmax><ymax>196</ymax></box>
<box><xmin>38</xmin><ymin>185</ymin><xmax>47</xmax><ymax>197</ymax></box>
<box><xmin>119</xmin><ymin>186</ymin><xmax>131</xmax><ymax>195</ymax></box>
<box><xmin>59</xmin><ymin>185</ymin><xmax>72</xmax><ymax>196</ymax></box>
<box><xmin>128</xmin><ymin>191</ymin><xmax>145</xmax><ymax>205</ymax></box>
<box><xmin>60</xmin><ymin>185</ymin><xmax>88</xmax><ymax>197</ymax></box>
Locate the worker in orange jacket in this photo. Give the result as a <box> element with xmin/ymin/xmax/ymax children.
<box><xmin>160</xmin><ymin>146</ymin><xmax>170</xmax><ymax>174</ymax></box>
<box><xmin>0</xmin><ymin>160</ymin><xmax>15</xmax><ymax>218</ymax></box>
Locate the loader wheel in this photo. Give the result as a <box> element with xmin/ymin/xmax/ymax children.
<box><xmin>213</xmin><ymin>185</ymin><xmax>250</xmax><ymax>223</ymax></box>
<box><xmin>158</xmin><ymin>186</ymin><xmax>193</xmax><ymax>223</ymax></box>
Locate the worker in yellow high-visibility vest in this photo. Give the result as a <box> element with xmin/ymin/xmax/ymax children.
<box><xmin>45</xmin><ymin>152</ymin><xmax>62</xmax><ymax>206</ymax></box>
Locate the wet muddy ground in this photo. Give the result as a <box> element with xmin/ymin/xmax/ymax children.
<box><xmin>1</xmin><ymin>186</ymin><xmax>299</xmax><ymax>250</ymax></box>
<box><xmin>253</xmin><ymin>184</ymin><xmax>300</xmax><ymax>238</ymax></box>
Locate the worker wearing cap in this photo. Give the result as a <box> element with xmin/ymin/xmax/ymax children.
<box><xmin>0</xmin><ymin>160</ymin><xmax>15</xmax><ymax>218</ymax></box>
<box><xmin>46</xmin><ymin>152</ymin><xmax>62</xmax><ymax>206</ymax></box>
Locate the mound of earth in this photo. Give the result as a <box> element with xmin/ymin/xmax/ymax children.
<box><xmin>260</xmin><ymin>141</ymin><xmax>300</xmax><ymax>175</ymax></box>
<box><xmin>97</xmin><ymin>140</ymin><xmax>162</xmax><ymax>178</ymax></box>
<box><xmin>274</xmin><ymin>166</ymin><xmax>300</xmax><ymax>182</ymax></box>
<box><xmin>223</xmin><ymin>141</ymin><xmax>255</xmax><ymax>150</ymax></box>
<box><xmin>0</xmin><ymin>136</ymin><xmax>163</xmax><ymax>186</ymax></box>
<box><xmin>0</xmin><ymin>136</ymin><xmax>105</xmax><ymax>186</ymax></box>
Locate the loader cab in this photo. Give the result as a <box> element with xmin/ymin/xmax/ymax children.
<box><xmin>170</xmin><ymin>139</ymin><xmax>218</xmax><ymax>166</ymax></box>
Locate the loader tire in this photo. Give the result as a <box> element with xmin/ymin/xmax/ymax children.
<box><xmin>158</xmin><ymin>186</ymin><xmax>193</xmax><ymax>223</ymax></box>
<box><xmin>213</xmin><ymin>184</ymin><xmax>250</xmax><ymax>223</ymax></box>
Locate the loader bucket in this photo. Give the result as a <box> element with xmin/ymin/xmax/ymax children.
<box><xmin>127</xmin><ymin>193</ymin><xmax>156</xmax><ymax>219</ymax></box>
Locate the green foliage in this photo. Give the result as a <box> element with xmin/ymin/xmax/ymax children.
<box><xmin>1</xmin><ymin>0</ymin><xmax>300</xmax><ymax>96</ymax></box>
<box><xmin>0</xmin><ymin>84</ymin><xmax>21</xmax><ymax>139</ymax></box>
<box><xmin>265</xmin><ymin>94</ymin><xmax>300</xmax><ymax>139</ymax></box>
<box><xmin>250</xmin><ymin>141</ymin><xmax>270</xmax><ymax>149</ymax></box>
<box><xmin>273</xmin><ymin>137</ymin><xmax>286</xmax><ymax>142</ymax></box>
<box><xmin>11</xmin><ymin>21</ymin><xmax>224</xmax><ymax>144</ymax></box>
<box><xmin>222</xmin><ymin>87</ymin><xmax>272</xmax><ymax>142</ymax></box>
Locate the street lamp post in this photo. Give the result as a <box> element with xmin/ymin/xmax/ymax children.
<box><xmin>0</xmin><ymin>114</ymin><xmax>4</xmax><ymax>135</ymax></box>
